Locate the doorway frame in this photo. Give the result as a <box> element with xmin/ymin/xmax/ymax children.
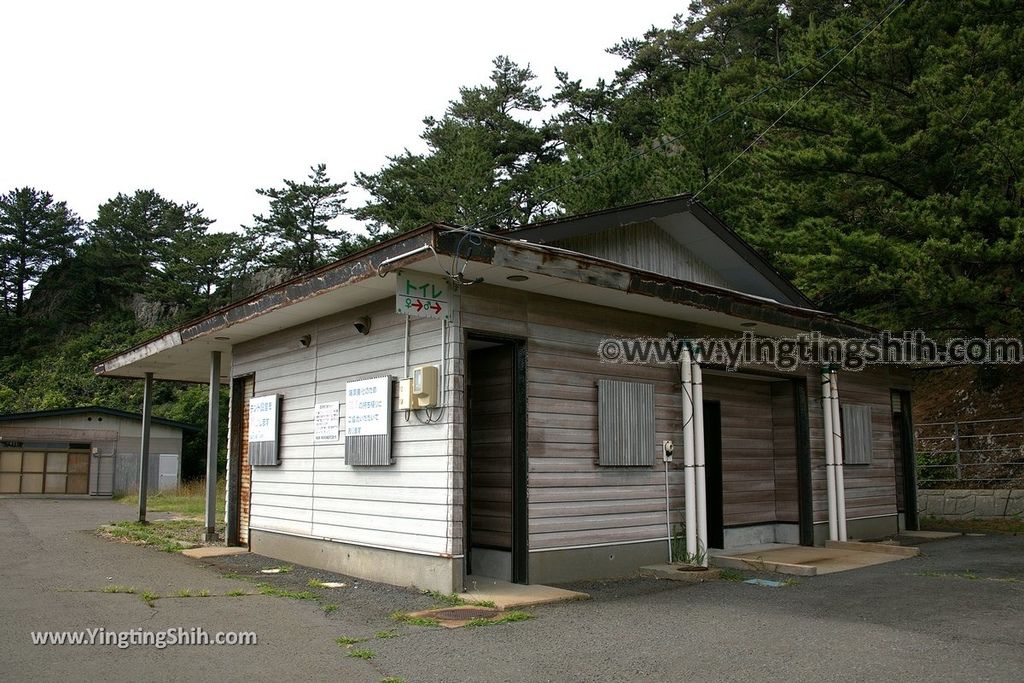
<box><xmin>226</xmin><ymin>374</ymin><xmax>253</xmax><ymax>547</ymax></box>
<box><xmin>463</xmin><ymin>332</ymin><xmax>529</xmax><ymax>584</ymax></box>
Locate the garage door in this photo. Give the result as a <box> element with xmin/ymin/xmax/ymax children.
<box><xmin>0</xmin><ymin>449</ymin><xmax>91</xmax><ymax>494</ymax></box>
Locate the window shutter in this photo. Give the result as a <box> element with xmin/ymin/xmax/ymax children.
<box><xmin>598</xmin><ymin>379</ymin><xmax>655</xmax><ymax>466</ymax></box>
<box><xmin>841</xmin><ymin>404</ymin><xmax>873</xmax><ymax>465</ymax></box>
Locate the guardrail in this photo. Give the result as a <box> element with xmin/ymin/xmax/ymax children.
<box><xmin>915</xmin><ymin>416</ymin><xmax>1024</xmax><ymax>488</ymax></box>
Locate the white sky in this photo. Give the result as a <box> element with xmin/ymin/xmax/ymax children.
<box><xmin>1</xmin><ymin>1</ymin><xmax>683</xmax><ymax>234</ymax></box>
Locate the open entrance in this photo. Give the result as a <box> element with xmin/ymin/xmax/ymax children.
<box><xmin>700</xmin><ymin>372</ymin><xmax>814</xmax><ymax>549</ymax></box>
<box><xmin>465</xmin><ymin>335</ymin><xmax>527</xmax><ymax>584</ymax></box>
<box><xmin>891</xmin><ymin>389</ymin><xmax>918</xmax><ymax>531</ymax></box>
<box><xmin>703</xmin><ymin>400</ymin><xmax>725</xmax><ymax>549</ymax></box>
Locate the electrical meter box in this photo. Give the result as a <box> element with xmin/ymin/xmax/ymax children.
<box><xmin>412</xmin><ymin>364</ymin><xmax>439</xmax><ymax>408</ymax></box>
<box><xmin>397</xmin><ymin>378</ymin><xmax>413</xmax><ymax>411</ymax></box>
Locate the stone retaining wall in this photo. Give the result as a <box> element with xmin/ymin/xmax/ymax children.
<box><xmin>917</xmin><ymin>489</ymin><xmax>1024</xmax><ymax>519</ymax></box>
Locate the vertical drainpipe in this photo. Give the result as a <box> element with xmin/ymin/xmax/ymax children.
<box><xmin>138</xmin><ymin>372</ymin><xmax>153</xmax><ymax>524</ymax></box>
<box><xmin>681</xmin><ymin>349</ymin><xmax>697</xmax><ymax>561</ymax></box>
<box><xmin>205</xmin><ymin>351</ymin><xmax>221</xmax><ymax>543</ymax></box>
<box><xmin>692</xmin><ymin>356</ymin><xmax>708</xmax><ymax>566</ymax></box>
<box><xmin>830</xmin><ymin>370</ymin><xmax>848</xmax><ymax>541</ymax></box>
<box><xmin>822</xmin><ymin>369</ymin><xmax>838</xmax><ymax>541</ymax></box>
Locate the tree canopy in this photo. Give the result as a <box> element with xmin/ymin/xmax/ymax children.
<box><xmin>243</xmin><ymin>163</ymin><xmax>354</xmax><ymax>273</ymax></box>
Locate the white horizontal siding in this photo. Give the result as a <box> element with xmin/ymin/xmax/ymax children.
<box><xmin>237</xmin><ymin>297</ymin><xmax>456</xmax><ymax>556</ymax></box>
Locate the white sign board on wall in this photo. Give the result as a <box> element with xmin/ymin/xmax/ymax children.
<box><xmin>344</xmin><ymin>376</ymin><xmax>393</xmax><ymax>466</ymax></box>
<box><xmin>248</xmin><ymin>395</ymin><xmax>278</xmax><ymax>442</ymax></box>
<box><xmin>248</xmin><ymin>394</ymin><xmax>280</xmax><ymax>466</ymax></box>
<box><xmin>345</xmin><ymin>377</ymin><xmax>390</xmax><ymax>436</ymax></box>
<box><xmin>314</xmin><ymin>402</ymin><xmax>341</xmax><ymax>443</ymax></box>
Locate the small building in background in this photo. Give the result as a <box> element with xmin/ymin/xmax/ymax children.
<box><xmin>0</xmin><ymin>407</ymin><xmax>198</xmax><ymax>496</ymax></box>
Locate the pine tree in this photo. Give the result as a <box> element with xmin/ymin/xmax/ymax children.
<box><xmin>0</xmin><ymin>187</ymin><xmax>83</xmax><ymax>317</ymax></box>
<box><xmin>243</xmin><ymin>163</ymin><xmax>352</xmax><ymax>274</ymax></box>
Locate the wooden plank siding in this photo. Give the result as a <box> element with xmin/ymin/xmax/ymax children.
<box><xmin>803</xmin><ymin>368</ymin><xmax>901</xmax><ymax>523</ymax></box>
<box><xmin>232</xmin><ymin>296</ymin><xmax>459</xmax><ymax>557</ymax></box>
<box><xmin>552</xmin><ymin>221</ymin><xmax>730</xmax><ymax>289</ymax></box>
<box><xmin>460</xmin><ymin>285</ymin><xmax>688</xmax><ymax>551</ymax></box>
<box><xmin>772</xmin><ymin>381</ymin><xmax>800</xmax><ymax>523</ymax></box>
<box><xmin>459</xmin><ymin>284</ymin><xmax>903</xmax><ymax>551</ymax></box>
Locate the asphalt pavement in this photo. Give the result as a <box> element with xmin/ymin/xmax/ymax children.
<box><xmin>2</xmin><ymin>497</ymin><xmax>1022</xmax><ymax>682</ymax></box>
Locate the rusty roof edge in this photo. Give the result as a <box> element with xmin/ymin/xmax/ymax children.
<box><xmin>93</xmin><ymin>226</ymin><xmax>444</xmax><ymax>375</ymax></box>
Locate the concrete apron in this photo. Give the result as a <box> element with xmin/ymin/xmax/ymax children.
<box><xmin>709</xmin><ymin>541</ymin><xmax>920</xmax><ymax>577</ymax></box>
<box><xmin>462</xmin><ymin>576</ymin><xmax>588</xmax><ymax>610</ymax></box>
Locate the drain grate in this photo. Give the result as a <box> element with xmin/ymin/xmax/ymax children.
<box><xmin>430</xmin><ymin>607</ymin><xmax>500</xmax><ymax>621</ymax></box>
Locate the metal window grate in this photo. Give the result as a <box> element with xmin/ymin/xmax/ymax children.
<box><xmin>598</xmin><ymin>379</ymin><xmax>655</xmax><ymax>466</ymax></box>
<box><xmin>841</xmin><ymin>404</ymin><xmax>873</xmax><ymax>465</ymax></box>
<box><xmin>345</xmin><ymin>433</ymin><xmax>392</xmax><ymax>466</ymax></box>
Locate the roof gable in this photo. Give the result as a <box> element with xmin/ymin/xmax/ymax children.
<box><xmin>502</xmin><ymin>195</ymin><xmax>811</xmax><ymax>307</ymax></box>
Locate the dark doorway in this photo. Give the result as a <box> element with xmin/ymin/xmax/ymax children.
<box><xmin>465</xmin><ymin>335</ymin><xmax>528</xmax><ymax>583</ymax></box>
<box><xmin>892</xmin><ymin>389</ymin><xmax>919</xmax><ymax>531</ymax></box>
<box><xmin>703</xmin><ymin>400</ymin><xmax>724</xmax><ymax>549</ymax></box>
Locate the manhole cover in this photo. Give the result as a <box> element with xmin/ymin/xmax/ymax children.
<box><xmin>431</xmin><ymin>607</ymin><xmax>500</xmax><ymax>620</ymax></box>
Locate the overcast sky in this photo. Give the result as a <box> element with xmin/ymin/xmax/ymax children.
<box><xmin>2</xmin><ymin>1</ymin><xmax>684</xmax><ymax>234</ymax></box>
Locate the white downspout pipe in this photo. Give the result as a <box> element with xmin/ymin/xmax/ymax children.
<box><xmin>681</xmin><ymin>349</ymin><xmax>697</xmax><ymax>562</ymax></box>
<box><xmin>692</xmin><ymin>357</ymin><xmax>708</xmax><ymax>566</ymax></box>
<box><xmin>830</xmin><ymin>370</ymin><xmax>849</xmax><ymax>541</ymax></box>
<box><xmin>822</xmin><ymin>369</ymin><xmax>838</xmax><ymax>541</ymax></box>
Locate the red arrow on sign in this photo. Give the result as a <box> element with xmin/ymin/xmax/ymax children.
<box><xmin>431</xmin><ymin>302</ymin><xmax>442</xmax><ymax>314</ymax></box>
<box><xmin>413</xmin><ymin>299</ymin><xmax>424</xmax><ymax>312</ymax></box>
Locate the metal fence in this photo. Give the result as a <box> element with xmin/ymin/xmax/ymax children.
<box><xmin>915</xmin><ymin>416</ymin><xmax>1024</xmax><ymax>489</ymax></box>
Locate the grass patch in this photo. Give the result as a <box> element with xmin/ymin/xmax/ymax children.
<box><xmin>390</xmin><ymin>611</ymin><xmax>440</xmax><ymax>627</ymax></box>
<box><xmin>226</xmin><ymin>589</ymin><xmax>247</xmax><ymax>597</ymax></box>
<box><xmin>718</xmin><ymin>568</ymin><xmax>746</xmax><ymax>582</ymax></box>
<box><xmin>421</xmin><ymin>589</ymin><xmax>465</xmax><ymax>606</ymax></box>
<box><xmin>257</xmin><ymin>583</ymin><xmax>316</xmax><ymax>600</ymax></box>
<box><xmin>375</xmin><ymin>629</ymin><xmax>399</xmax><ymax>639</ymax></box>
<box><xmin>335</xmin><ymin>636</ymin><xmax>366</xmax><ymax>646</ymax></box>
<box><xmin>323</xmin><ymin>603</ymin><xmax>339</xmax><ymax>613</ymax></box>
<box><xmin>308</xmin><ymin>578</ymin><xmax>326</xmax><ymax>588</ymax></box>
<box><xmin>115</xmin><ymin>478</ymin><xmax>225</xmax><ymax>518</ymax></box>
<box><xmin>381</xmin><ymin>679</ymin><xmax>405</xmax><ymax>683</ymax></box>
<box><xmin>176</xmin><ymin>588</ymin><xmax>211</xmax><ymax>598</ymax></box>
<box><xmin>420</xmin><ymin>589</ymin><xmax>495</xmax><ymax>608</ymax></box>
<box><xmin>140</xmin><ymin>591</ymin><xmax>158</xmax><ymax>607</ymax></box>
<box><xmin>346</xmin><ymin>649</ymin><xmax>376</xmax><ymax>660</ymax></box>
<box><xmin>98</xmin><ymin>520</ymin><xmax>198</xmax><ymax>552</ymax></box>
<box><xmin>464</xmin><ymin>610</ymin><xmax>533</xmax><ymax>628</ymax></box>
<box><xmin>101</xmin><ymin>585</ymin><xmax>136</xmax><ymax>594</ymax></box>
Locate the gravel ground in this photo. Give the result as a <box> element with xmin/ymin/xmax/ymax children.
<box><xmin>202</xmin><ymin>534</ymin><xmax>1024</xmax><ymax>683</ymax></box>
